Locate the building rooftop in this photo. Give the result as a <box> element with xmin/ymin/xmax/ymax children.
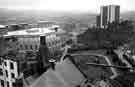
<box><xmin>3</xmin><ymin>25</ymin><xmax>64</xmax><ymax>37</ymax></box>
<box><xmin>4</xmin><ymin>28</ymin><xmax>54</xmax><ymax>36</ymax></box>
<box><xmin>29</xmin><ymin>58</ymin><xmax>86</xmax><ymax>87</ymax></box>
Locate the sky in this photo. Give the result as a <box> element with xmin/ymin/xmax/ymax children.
<box><xmin>0</xmin><ymin>0</ymin><xmax>134</xmax><ymax>12</ymax></box>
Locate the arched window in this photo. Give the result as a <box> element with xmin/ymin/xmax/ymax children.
<box><xmin>20</xmin><ymin>44</ymin><xmax>23</xmax><ymax>50</ymax></box>
<box><xmin>25</xmin><ymin>45</ymin><xmax>28</xmax><ymax>50</ymax></box>
<box><xmin>35</xmin><ymin>45</ymin><xmax>38</xmax><ymax>50</ymax></box>
<box><xmin>30</xmin><ymin>45</ymin><xmax>33</xmax><ymax>50</ymax></box>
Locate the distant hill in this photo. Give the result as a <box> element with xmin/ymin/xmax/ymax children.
<box><xmin>1</xmin><ymin>8</ymin><xmax>135</xmax><ymax>32</ymax></box>
<box><xmin>121</xmin><ymin>11</ymin><xmax>135</xmax><ymax>20</ymax></box>
<box><xmin>0</xmin><ymin>8</ymin><xmax>96</xmax><ymax>27</ymax></box>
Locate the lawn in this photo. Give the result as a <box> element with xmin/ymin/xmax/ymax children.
<box><xmin>72</xmin><ymin>55</ymin><xmax>113</xmax><ymax>82</ymax></box>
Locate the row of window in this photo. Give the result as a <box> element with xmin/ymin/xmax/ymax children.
<box><xmin>19</xmin><ymin>44</ymin><xmax>39</xmax><ymax>51</ymax></box>
<box><xmin>4</xmin><ymin>61</ymin><xmax>16</xmax><ymax>79</ymax></box>
<box><xmin>5</xmin><ymin>70</ymin><xmax>15</xmax><ymax>78</ymax></box>
<box><xmin>4</xmin><ymin>61</ymin><xmax>14</xmax><ymax>70</ymax></box>
<box><xmin>47</xmin><ymin>39</ymin><xmax>64</xmax><ymax>47</ymax></box>
<box><xmin>1</xmin><ymin>80</ymin><xmax>16</xmax><ymax>87</ymax></box>
<box><xmin>0</xmin><ymin>61</ymin><xmax>15</xmax><ymax>78</ymax></box>
<box><xmin>19</xmin><ymin>38</ymin><xmax>39</xmax><ymax>43</ymax></box>
<box><xmin>18</xmin><ymin>38</ymin><xmax>65</xmax><ymax>51</ymax></box>
<box><xmin>49</xmin><ymin>44</ymin><xmax>62</xmax><ymax>51</ymax></box>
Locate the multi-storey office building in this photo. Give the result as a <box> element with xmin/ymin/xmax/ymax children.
<box><xmin>107</xmin><ymin>5</ymin><xmax>120</xmax><ymax>23</ymax></box>
<box><xmin>0</xmin><ymin>55</ymin><xmax>25</xmax><ymax>87</ymax></box>
<box><xmin>100</xmin><ymin>6</ymin><xmax>108</xmax><ymax>28</ymax></box>
<box><xmin>96</xmin><ymin>15</ymin><xmax>101</xmax><ymax>28</ymax></box>
<box><xmin>4</xmin><ymin>25</ymin><xmax>69</xmax><ymax>66</ymax></box>
<box><xmin>4</xmin><ymin>25</ymin><xmax>68</xmax><ymax>53</ymax></box>
<box><xmin>1</xmin><ymin>24</ymin><xmax>69</xmax><ymax>87</ymax></box>
<box><xmin>97</xmin><ymin>5</ymin><xmax>120</xmax><ymax>28</ymax></box>
<box><xmin>0</xmin><ymin>39</ymin><xmax>38</xmax><ymax>87</ymax></box>
<box><xmin>4</xmin><ymin>25</ymin><xmax>69</xmax><ymax>54</ymax></box>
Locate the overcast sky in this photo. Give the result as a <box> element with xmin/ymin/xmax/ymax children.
<box><xmin>0</xmin><ymin>0</ymin><xmax>134</xmax><ymax>12</ymax></box>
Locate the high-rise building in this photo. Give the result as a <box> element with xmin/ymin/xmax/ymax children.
<box><xmin>100</xmin><ymin>6</ymin><xmax>108</xmax><ymax>28</ymax></box>
<box><xmin>96</xmin><ymin>15</ymin><xmax>101</xmax><ymax>28</ymax></box>
<box><xmin>96</xmin><ymin>5</ymin><xmax>120</xmax><ymax>28</ymax></box>
<box><xmin>0</xmin><ymin>55</ymin><xmax>25</xmax><ymax>87</ymax></box>
<box><xmin>108</xmin><ymin>5</ymin><xmax>120</xmax><ymax>23</ymax></box>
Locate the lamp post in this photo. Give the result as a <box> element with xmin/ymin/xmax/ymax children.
<box><xmin>49</xmin><ymin>59</ymin><xmax>56</xmax><ymax>70</ymax></box>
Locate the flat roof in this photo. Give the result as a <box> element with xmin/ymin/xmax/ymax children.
<box><xmin>3</xmin><ymin>25</ymin><xmax>64</xmax><ymax>37</ymax></box>
<box><xmin>4</xmin><ymin>27</ymin><xmax>55</xmax><ymax>37</ymax></box>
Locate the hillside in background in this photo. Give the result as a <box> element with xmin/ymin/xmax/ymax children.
<box><xmin>0</xmin><ymin>8</ymin><xmax>135</xmax><ymax>32</ymax></box>
<box><xmin>0</xmin><ymin>8</ymin><xmax>96</xmax><ymax>27</ymax></box>
<box><xmin>121</xmin><ymin>11</ymin><xmax>135</xmax><ymax>20</ymax></box>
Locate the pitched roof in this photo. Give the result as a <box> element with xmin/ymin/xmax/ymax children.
<box><xmin>30</xmin><ymin>58</ymin><xmax>86</xmax><ymax>87</ymax></box>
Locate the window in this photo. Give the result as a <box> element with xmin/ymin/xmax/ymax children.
<box><xmin>54</xmin><ymin>40</ymin><xmax>57</xmax><ymax>45</ymax></box>
<box><xmin>40</xmin><ymin>36</ymin><xmax>46</xmax><ymax>45</ymax></box>
<box><xmin>11</xmin><ymin>73</ymin><xmax>15</xmax><ymax>78</ymax></box>
<box><xmin>35</xmin><ymin>45</ymin><xmax>37</xmax><ymax>50</ymax></box>
<box><xmin>48</xmin><ymin>42</ymin><xmax>51</xmax><ymax>46</ymax></box>
<box><xmin>25</xmin><ymin>45</ymin><xmax>28</xmax><ymax>50</ymax></box>
<box><xmin>53</xmin><ymin>41</ymin><xmax>55</xmax><ymax>45</ymax></box>
<box><xmin>20</xmin><ymin>45</ymin><xmax>23</xmax><ymax>49</ymax></box>
<box><xmin>4</xmin><ymin>61</ymin><xmax>7</xmax><ymax>66</ymax></box>
<box><xmin>10</xmin><ymin>62</ymin><xmax>14</xmax><ymax>69</ymax></box>
<box><xmin>5</xmin><ymin>70</ymin><xmax>8</xmax><ymax>77</ymax></box>
<box><xmin>30</xmin><ymin>45</ymin><xmax>33</xmax><ymax>50</ymax></box>
<box><xmin>51</xmin><ymin>41</ymin><xmax>53</xmax><ymax>46</ymax></box>
<box><xmin>1</xmin><ymin>80</ymin><xmax>4</xmax><ymax>87</ymax></box>
<box><xmin>7</xmin><ymin>81</ymin><xmax>9</xmax><ymax>87</ymax></box>
<box><xmin>0</xmin><ymin>69</ymin><xmax>3</xmax><ymax>75</ymax></box>
<box><xmin>12</xmin><ymin>82</ymin><xmax>16</xmax><ymax>87</ymax></box>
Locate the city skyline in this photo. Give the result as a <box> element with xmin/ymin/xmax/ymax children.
<box><xmin>0</xmin><ymin>0</ymin><xmax>134</xmax><ymax>12</ymax></box>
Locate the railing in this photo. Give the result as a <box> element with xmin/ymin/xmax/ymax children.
<box><xmin>86</xmin><ymin>63</ymin><xmax>135</xmax><ymax>69</ymax></box>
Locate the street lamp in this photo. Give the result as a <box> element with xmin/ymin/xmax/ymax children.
<box><xmin>49</xmin><ymin>59</ymin><xmax>56</xmax><ymax>70</ymax></box>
